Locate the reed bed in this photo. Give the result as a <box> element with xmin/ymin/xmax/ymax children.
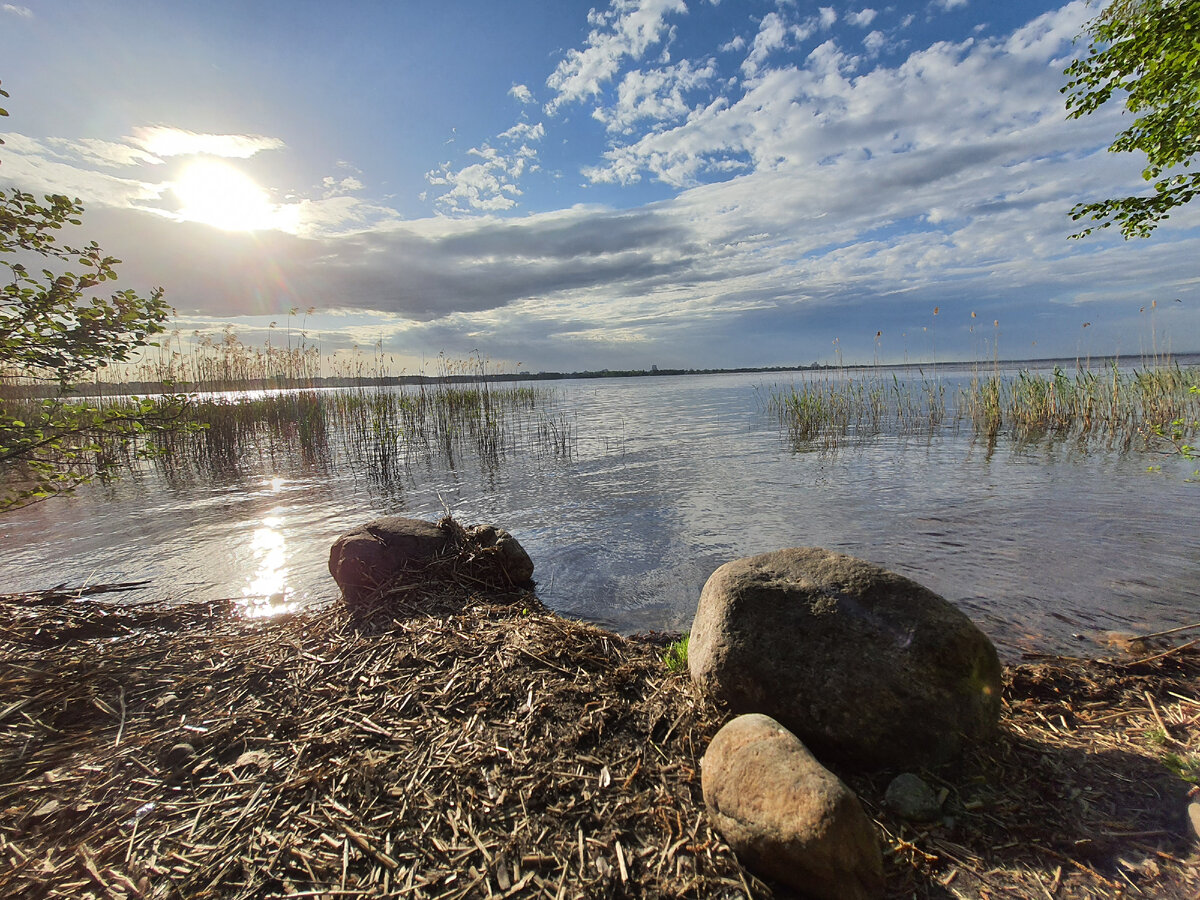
<box><xmin>768</xmin><ymin>364</ymin><xmax>1200</xmax><ymax>453</ymax></box>
<box><xmin>1</xmin><ymin>571</ymin><xmax>1196</xmax><ymax>899</ymax></box>
<box><xmin>962</xmin><ymin>364</ymin><xmax>1200</xmax><ymax>449</ymax></box>
<box><xmin>3</xmin><ymin>328</ymin><xmax>574</xmax><ymax>498</ymax></box>
<box><xmin>763</xmin><ymin>373</ymin><xmax>949</xmax><ymax>450</ymax></box>
<box><xmin>141</xmin><ymin>381</ymin><xmax>574</xmax><ymax>490</ymax></box>
<box><xmin>130</xmin><ymin>325</ymin><xmax>323</xmax><ymax>391</ymax></box>
<box><xmin>2</xmin><ymin>377</ymin><xmax>572</xmax><ymax>505</ymax></box>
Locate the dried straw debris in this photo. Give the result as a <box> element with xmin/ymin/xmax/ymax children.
<box><xmin>852</xmin><ymin>639</ymin><xmax>1200</xmax><ymax>899</ymax></box>
<box><xmin>0</xmin><ymin>582</ymin><xmax>759</xmax><ymax>899</ymax></box>
<box><xmin>1</xmin><ymin>579</ymin><xmax>1197</xmax><ymax>899</ymax></box>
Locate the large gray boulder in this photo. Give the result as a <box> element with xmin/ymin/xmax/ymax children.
<box><xmin>702</xmin><ymin>713</ymin><xmax>884</xmax><ymax>900</ymax></box>
<box><xmin>328</xmin><ymin>516</ymin><xmax>533</xmax><ymax>612</ymax></box>
<box><xmin>689</xmin><ymin>548</ymin><xmax>1002</xmax><ymax>770</ymax></box>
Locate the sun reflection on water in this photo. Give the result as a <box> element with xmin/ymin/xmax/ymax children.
<box><xmin>239</xmin><ymin>512</ymin><xmax>299</xmax><ymax>618</ymax></box>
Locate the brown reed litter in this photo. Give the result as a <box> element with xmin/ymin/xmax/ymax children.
<box><xmin>1</xmin><ymin>578</ymin><xmax>1197</xmax><ymax>899</ymax></box>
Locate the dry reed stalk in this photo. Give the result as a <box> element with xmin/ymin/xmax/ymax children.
<box><xmin>0</xmin><ymin>583</ymin><xmax>763</xmax><ymax>899</ymax></box>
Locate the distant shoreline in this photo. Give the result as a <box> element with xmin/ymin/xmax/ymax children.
<box><xmin>18</xmin><ymin>351</ymin><xmax>1200</xmax><ymax>397</ymax></box>
<box><xmin>96</xmin><ymin>350</ymin><xmax>1200</xmax><ymax>393</ymax></box>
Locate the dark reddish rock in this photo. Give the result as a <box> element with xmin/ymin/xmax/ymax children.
<box><xmin>328</xmin><ymin>516</ymin><xmax>533</xmax><ymax>612</ymax></box>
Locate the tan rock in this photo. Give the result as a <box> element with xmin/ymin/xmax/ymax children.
<box><xmin>702</xmin><ymin>713</ymin><xmax>884</xmax><ymax>900</ymax></box>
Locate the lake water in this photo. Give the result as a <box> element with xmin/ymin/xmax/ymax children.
<box><xmin>2</xmin><ymin>366</ymin><xmax>1198</xmax><ymax>659</ymax></box>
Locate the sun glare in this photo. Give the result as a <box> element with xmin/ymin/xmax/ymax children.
<box><xmin>172</xmin><ymin>159</ymin><xmax>278</xmax><ymax>231</ymax></box>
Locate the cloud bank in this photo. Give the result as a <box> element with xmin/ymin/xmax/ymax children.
<box><xmin>1</xmin><ymin>0</ymin><xmax>1197</xmax><ymax>371</ymax></box>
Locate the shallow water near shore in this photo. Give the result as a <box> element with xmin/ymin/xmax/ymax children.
<box><xmin>2</xmin><ymin>365</ymin><xmax>1198</xmax><ymax>658</ymax></box>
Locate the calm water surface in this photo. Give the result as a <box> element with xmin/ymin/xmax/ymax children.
<box><xmin>2</xmin><ymin>369</ymin><xmax>1197</xmax><ymax>659</ymax></box>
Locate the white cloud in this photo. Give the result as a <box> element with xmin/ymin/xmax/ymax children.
<box><xmin>592</xmin><ymin>58</ymin><xmax>717</xmax><ymax>134</ymax></box>
<box><xmin>427</xmin><ymin>121</ymin><xmax>546</xmax><ymax>214</ymax></box>
<box><xmin>1003</xmin><ymin>2</ymin><xmax>1086</xmax><ymax>62</ymax></box>
<box><xmin>0</xmin><ymin>133</ymin><xmax>165</xmax><ymax>208</ymax></box>
<box><xmin>509</xmin><ymin>83</ymin><xmax>534</xmax><ymax>104</ymax></box>
<box><xmin>581</xmin><ymin>152</ymin><xmax>647</xmax><ymax>185</ymax></box>
<box><xmin>130</xmin><ymin>126</ymin><xmax>285</xmax><ymax>158</ymax></box>
<box><xmin>791</xmin><ymin>21</ymin><xmax>817</xmax><ymax>43</ymax></box>
<box><xmin>322</xmin><ymin>175</ymin><xmax>364</xmax><ymax>197</ymax></box>
<box><xmin>846</xmin><ymin>9</ymin><xmax>877</xmax><ymax>27</ymax></box>
<box><xmin>427</xmin><ymin>149</ymin><xmax>521</xmax><ymax>213</ymax></box>
<box><xmin>2</xmin><ymin>4</ymin><xmax>32</xmax><ymax>17</ymax></box>
<box><xmin>39</xmin><ymin>136</ymin><xmax>163</xmax><ymax>168</ymax></box>
<box><xmin>863</xmin><ymin>30</ymin><xmax>888</xmax><ymax>54</ymax></box>
<box><xmin>498</xmin><ymin>121</ymin><xmax>545</xmax><ymax>143</ymax></box>
<box><xmin>584</xmin><ymin>2</ymin><xmax>1099</xmax><ymax>203</ymax></box>
<box><xmin>545</xmin><ymin>0</ymin><xmax>687</xmax><ymax>113</ymax></box>
<box><xmin>742</xmin><ymin>12</ymin><xmax>789</xmax><ymax>78</ymax></box>
<box><xmin>936</xmin><ymin>0</ymin><xmax>969</xmax><ymax>10</ymax></box>
<box><xmin>819</xmin><ymin>7</ymin><xmax>838</xmax><ymax>28</ymax></box>
<box><xmin>291</xmin><ymin>195</ymin><xmax>400</xmax><ymax>237</ymax></box>
<box><xmin>719</xmin><ymin>34</ymin><xmax>746</xmax><ymax>53</ymax></box>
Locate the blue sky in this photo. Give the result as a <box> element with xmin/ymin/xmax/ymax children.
<box><xmin>2</xmin><ymin>0</ymin><xmax>1197</xmax><ymax>373</ymax></box>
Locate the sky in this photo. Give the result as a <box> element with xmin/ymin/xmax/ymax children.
<box><xmin>1</xmin><ymin>0</ymin><xmax>1197</xmax><ymax>373</ymax></box>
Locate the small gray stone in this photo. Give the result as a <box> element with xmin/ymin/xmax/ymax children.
<box><xmin>885</xmin><ymin>773</ymin><xmax>942</xmax><ymax>822</ymax></box>
<box><xmin>160</xmin><ymin>742</ymin><xmax>196</xmax><ymax>773</ymax></box>
<box><xmin>702</xmin><ymin>713</ymin><xmax>884</xmax><ymax>900</ymax></box>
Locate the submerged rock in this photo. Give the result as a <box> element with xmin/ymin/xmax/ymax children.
<box><xmin>689</xmin><ymin>547</ymin><xmax>1002</xmax><ymax>770</ymax></box>
<box><xmin>328</xmin><ymin>516</ymin><xmax>533</xmax><ymax>613</ymax></box>
<box><xmin>702</xmin><ymin>713</ymin><xmax>883</xmax><ymax>900</ymax></box>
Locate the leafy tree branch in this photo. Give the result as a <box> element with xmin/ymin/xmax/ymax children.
<box><xmin>1</xmin><ymin>80</ymin><xmax>192</xmax><ymax>512</ymax></box>
<box><xmin>1063</xmin><ymin>0</ymin><xmax>1200</xmax><ymax>238</ymax></box>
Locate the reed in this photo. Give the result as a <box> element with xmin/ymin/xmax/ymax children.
<box><xmin>768</xmin><ymin>362</ymin><xmax>1200</xmax><ymax>453</ymax></box>
<box><xmin>144</xmin><ymin>378</ymin><xmax>572</xmax><ymax>489</ymax></box>
<box><xmin>127</xmin><ymin>324</ymin><xmax>324</xmax><ymax>392</ymax></box>
<box><xmin>2</xmin><ymin>320</ymin><xmax>574</xmax><ymax>498</ymax></box>
<box><xmin>763</xmin><ymin>370</ymin><xmax>950</xmax><ymax>450</ymax></box>
<box><xmin>959</xmin><ymin>363</ymin><xmax>1200</xmax><ymax>450</ymax></box>
<box><xmin>67</xmin><ymin>329</ymin><xmax>574</xmax><ymax>484</ymax></box>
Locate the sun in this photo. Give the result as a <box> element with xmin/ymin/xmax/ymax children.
<box><xmin>172</xmin><ymin>159</ymin><xmax>277</xmax><ymax>231</ymax></box>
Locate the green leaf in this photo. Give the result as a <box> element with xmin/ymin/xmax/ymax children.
<box><xmin>1064</xmin><ymin>0</ymin><xmax>1200</xmax><ymax>238</ymax></box>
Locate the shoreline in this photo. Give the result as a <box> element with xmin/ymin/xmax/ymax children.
<box><xmin>1</xmin><ymin>583</ymin><xmax>1197</xmax><ymax>898</ymax></box>
<box><xmin>30</xmin><ymin>351</ymin><xmax>1200</xmax><ymax>399</ymax></box>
